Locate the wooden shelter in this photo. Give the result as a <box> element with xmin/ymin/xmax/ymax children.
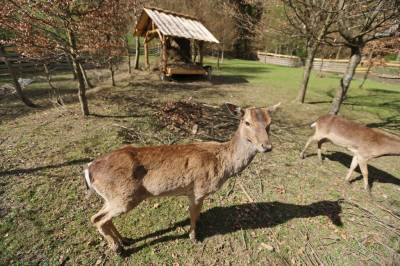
<box><xmin>134</xmin><ymin>7</ymin><xmax>219</xmax><ymax>80</ymax></box>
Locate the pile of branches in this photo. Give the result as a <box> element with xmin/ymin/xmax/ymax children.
<box><xmin>156</xmin><ymin>100</ymin><xmax>203</xmax><ymax>134</ymax></box>
<box><xmin>156</xmin><ymin>100</ymin><xmax>238</xmax><ymax>141</ymax></box>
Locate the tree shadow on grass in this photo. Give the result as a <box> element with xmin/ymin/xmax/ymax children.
<box><xmin>162</xmin><ymin>75</ymin><xmax>249</xmax><ymax>85</ymax></box>
<box><xmin>122</xmin><ymin>200</ymin><xmax>343</xmax><ymax>256</ymax></box>
<box><xmin>210</xmin><ymin>75</ymin><xmax>249</xmax><ymax>85</ymax></box>
<box><xmin>0</xmin><ymin>158</ymin><xmax>90</xmax><ymax>177</ymax></box>
<box><xmin>325</xmin><ymin>151</ymin><xmax>400</xmax><ymax>188</ymax></box>
<box><xmin>365</xmin><ymin>115</ymin><xmax>400</xmax><ymax>131</ymax></box>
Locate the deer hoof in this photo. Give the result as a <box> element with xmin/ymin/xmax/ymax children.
<box><xmin>189</xmin><ymin>231</ymin><xmax>199</xmax><ymax>244</ymax></box>
<box><xmin>300</xmin><ymin>153</ymin><xmax>305</xmax><ymax>159</ymax></box>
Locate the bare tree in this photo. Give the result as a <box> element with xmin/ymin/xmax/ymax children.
<box><xmin>283</xmin><ymin>0</ymin><xmax>339</xmax><ymax>103</ymax></box>
<box><xmin>328</xmin><ymin>0</ymin><xmax>400</xmax><ymax>114</ymax></box>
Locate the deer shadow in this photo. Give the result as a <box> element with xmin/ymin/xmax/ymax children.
<box><xmin>121</xmin><ymin>200</ymin><xmax>343</xmax><ymax>256</ymax></box>
<box><xmin>325</xmin><ymin>151</ymin><xmax>400</xmax><ymax>188</ymax></box>
<box><xmin>0</xmin><ymin>158</ymin><xmax>91</xmax><ymax>177</ymax></box>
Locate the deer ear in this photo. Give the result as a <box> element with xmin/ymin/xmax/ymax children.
<box><xmin>267</xmin><ymin>102</ymin><xmax>281</xmax><ymax>113</ymax></box>
<box><xmin>225</xmin><ymin>103</ymin><xmax>244</xmax><ymax>117</ymax></box>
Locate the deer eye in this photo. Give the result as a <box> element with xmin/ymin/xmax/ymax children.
<box><xmin>245</xmin><ymin>121</ymin><xmax>250</xmax><ymax>126</ymax></box>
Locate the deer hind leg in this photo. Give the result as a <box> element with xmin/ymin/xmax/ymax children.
<box><xmin>105</xmin><ymin>220</ymin><xmax>126</xmax><ymax>246</ymax></box>
<box><xmin>92</xmin><ymin>204</ymin><xmax>124</xmax><ymax>253</ymax></box>
<box><xmin>188</xmin><ymin>196</ymin><xmax>204</xmax><ymax>242</ymax></box>
<box><xmin>317</xmin><ymin>139</ymin><xmax>325</xmax><ymax>161</ymax></box>
<box><xmin>358</xmin><ymin>158</ymin><xmax>371</xmax><ymax>193</ymax></box>
<box><xmin>345</xmin><ymin>155</ymin><xmax>358</xmax><ymax>183</ymax></box>
<box><xmin>107</xmin><ymin>198</ymin><xmax>143</xmax><ymax>246</ymax></box>
<box><xmin>300</xmin><ymin>135</ymin><xmax>317</xmax><ymax>159</ymax></box>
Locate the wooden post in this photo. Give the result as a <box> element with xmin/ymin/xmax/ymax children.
<box><xmin>134</xmin><ymin>36</ymin><xmax>140</xmax><ymax>69</ymax></box>
<box><xmin>199</xmin><ymin>41</ymin><xmax>204</xmax><ymax>66</ymax></box>
<box><xmin>217</xmin><ymin>49</ymin><xmax>220</xmax><ymax>70</ymax></box>
<box><xmin>162</xmin><ymin>36</ymin><xmax>168</xmax><ymax>72</ymax></box>
<box><xmin>192</xmin><ymin>40</ymin><xmax>197</xmax><ymax>63</ymax></box>
<box><xmin>144</xmin><ymin>36</ymin><xmax>149</xmax><ymax>69</ymax></box>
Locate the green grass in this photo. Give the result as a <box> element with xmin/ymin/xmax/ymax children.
<box><xmin>205</xmin><ymin>57</ymin><xmax>400</xmax><ymax>128</ymax></box>
<box><xmin>1</xmin><ymin>58</ymin><xmax>400</xmax><ymax>265</ymax></box>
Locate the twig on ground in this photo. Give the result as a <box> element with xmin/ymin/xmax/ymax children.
<box><xmin>238</xmin><ymin>181</ymin><xmax>255</xmax><ymax>203</ymax></box>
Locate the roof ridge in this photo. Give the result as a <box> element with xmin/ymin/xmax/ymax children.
<box><xmin>144</xmin><ymin>6</ymin><xmax>199</xmax><ymax>21</ymax></box>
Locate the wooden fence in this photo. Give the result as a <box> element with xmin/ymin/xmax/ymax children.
<box><xmin>257</xmin><ymin>51</ymin><xmax>400</xmax><ymax>77</ymax></box>
<box><xmin>0</xmin><ymin>46</ymin><xmax>160</xmax><ymax>77</ymax></box>
<box><xmin>312</xmin><ymin>58</ymin><xmax>368</xmax><ymax>73</ymax></box>
<box><xmin>257</xmin><ymin>52</ymin><xmax>303</xmax><ymax>67</ymax></box>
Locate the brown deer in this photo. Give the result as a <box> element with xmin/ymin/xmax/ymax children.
<box><xmin>300</xmin><ymin>114</ymin><xmax>400</xmax><ymax>192</ymax></box>
<box><xmin>84</xmin><ymin>102</ymin><xmax>280</xmax><ymax>253</ymax></box>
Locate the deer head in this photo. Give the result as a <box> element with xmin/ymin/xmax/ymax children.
<box><xmin>226</xmin><ymin>102</ymin><xmax>281</xmax><ymax>153</ymax></box>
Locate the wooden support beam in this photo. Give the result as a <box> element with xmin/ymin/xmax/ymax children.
<box><xmin>161</xmin><ymin>36</ymin><xmax>168</xmax><ymax>72</ymax></box>
<box><xmin>144</xmin><ymin>35</ymin><xmax>149</xmax><ymax>69</ymax></box>
<box><xmin>199</xmin><ymin>41</ymin><xmax>204</xmax><ymax>66</ymax></box>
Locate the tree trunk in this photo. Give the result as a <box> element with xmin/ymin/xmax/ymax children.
<box><xmin>134</xmin><ymin>37</ymin><xmax>140</xmax><ymax>69</ymax></box>
<box><xmin>359</xmin><ymin>50</ymin><xmax>374</xmax><ymax>89</ymax></box>
<box><xmin>335</xmin><ymin>46</ymin><xmax>342</xmax><ymax>59</ymax></box>
<box><xmin>43</xmin><ymin>63</ymin><xmax>63</xmax><ymax>105</ymax></box>
<box><xmin>79</xmin><ymin>63</ymin><xmax>94</xmax><ymax>88</ymax></box>
<box><xmin>74</xmin><ymin>60</ymin><xmax>89</xmax><ymax>115</ymax></box>
<box><xmin>297</xmin><ymin>43</ymin><xmax>319</xmax><ymax>103</ymax></box>
<box><xmin>329</xmin><ymin>46</ymin><xmax>362</xmax><ymax>115</ymax></box>
<box><xmin>66</xmin><ymin>55</ymin><xmax>77</xmax><ymax>80</ymax></box>
<box><xmin>128</xmin><ymin>52</ymin><xmax>132</xmax><ymax>74</ymax></box>
<box><xmin>68</xmin><ymin>30</ymin><xmax>89</xmax><ymax>116</ymax></box>
<box><xmin>0</xmin><ymin>45</ymin><xmax>37</xmax><ymax>108</ymax></box>
<box><xmin>109</xmin><ymin>62</ymin><xmax>115</xmax><ymax>86</ymax></box>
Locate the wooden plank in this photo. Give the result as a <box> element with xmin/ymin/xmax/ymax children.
<box><xmin>166</xmin><ymin>66</ymin><xmax>206</xmax><ymax>75</ymax></box>
<box><xmin>162</xmin><ymin>36</ymin><xmax>168</xmax><ymax>72</ymax></box>
<box><xmin>144</xmin><ymin>35</ymin><xmax>149</xmax><ymax>69</ymax></box>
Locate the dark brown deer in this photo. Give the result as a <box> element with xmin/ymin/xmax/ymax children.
<box><xmin>84</xmin><ymin>103</ymin><xmax>280</xmax><ymax>253</ymax></box>
<box><xmin>300</xmin><ymin>114</ymin><xmax>400</xmax><ymax>192</ymax></box>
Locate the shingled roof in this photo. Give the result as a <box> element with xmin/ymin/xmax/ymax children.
<box><xmin>135</xmin><ymin>7</ymin><xmax>219</xmax><ymax>44</ymax></box>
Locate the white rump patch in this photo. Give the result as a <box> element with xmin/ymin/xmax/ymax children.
<box><xmin>84</xmin><ymin>162</ymin><xmax>93</xmax><ymax>188</ymax></box>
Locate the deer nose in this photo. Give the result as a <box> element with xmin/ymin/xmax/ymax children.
<box><xmin>262</xmin><ymin>144</ymin><xmax>272</xmax><ymax>152</ymax></box>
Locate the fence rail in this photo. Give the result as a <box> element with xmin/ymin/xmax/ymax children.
<box><xmin>257</xmin><ymin>52</ymin><xmax>303</xmax><ymax>67</ymax></box>
<box><xmin>0</xmin><ymin>46</ymin><xmax>161</xmax><ymax>77</ymax></box>
<box><xmin>257</xmin><ymin>51</ymin><xmax>400</xmax><ymax>77</ymax></box>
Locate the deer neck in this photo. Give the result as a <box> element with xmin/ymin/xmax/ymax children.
<box><xmin>221</xmin><ymin>129</ymin><xmax>258</xmax><ymax>177</ymax></box>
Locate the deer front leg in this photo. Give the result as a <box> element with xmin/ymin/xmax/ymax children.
<box><xmin>358</xmin><ymin>158</ymin><xmax>371</xmax><ymax>193</ymax></box>
<box><xmin>317</xmin><ymin>140</ymin><xmax>324</xmax><ymax>161</ymax></box>
<box><xmin>188</xmin><ymin>196</ymin><xmax>204</xmax><ymax>242</ymax></box>
<box><xmin>345</xmin><ymin>155</ymin><xmax>358</xmax><ymax>183</ymax></box>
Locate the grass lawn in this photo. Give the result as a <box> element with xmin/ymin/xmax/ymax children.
<box><xmin>1</xmin><ymin>58</ymin><xmax>399</xmax><ymax>265</ymax></box>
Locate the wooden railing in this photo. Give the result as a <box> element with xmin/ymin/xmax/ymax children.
<box><xmin>0</xmin><ymin>46</ymin><xmax>161</xmax><ymax>77</ymax></box>
<box><xmin>257</xmin><ymin>51</ymin><xmax>400</xmax><ymax>77</ymax></box>
<box><xmin>257</xmin><ymin>52</ymin><xmax>303</xmax><ymax>67</ymax></box>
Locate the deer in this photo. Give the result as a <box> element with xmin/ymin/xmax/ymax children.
<box><xmin>83</xmin><ymin>102</ymin><xmax>281</xmax><ymax>254</ymax></box>
<box><xmin>300</xmin><ymin>114</ymin><xmax>400</xmax><ymax>192</ymax></box>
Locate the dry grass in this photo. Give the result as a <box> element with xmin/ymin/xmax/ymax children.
<box><xmin>1</xmin><ymin>59</ymin><xmax>400</xmax><ymax>265</ymax></box>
